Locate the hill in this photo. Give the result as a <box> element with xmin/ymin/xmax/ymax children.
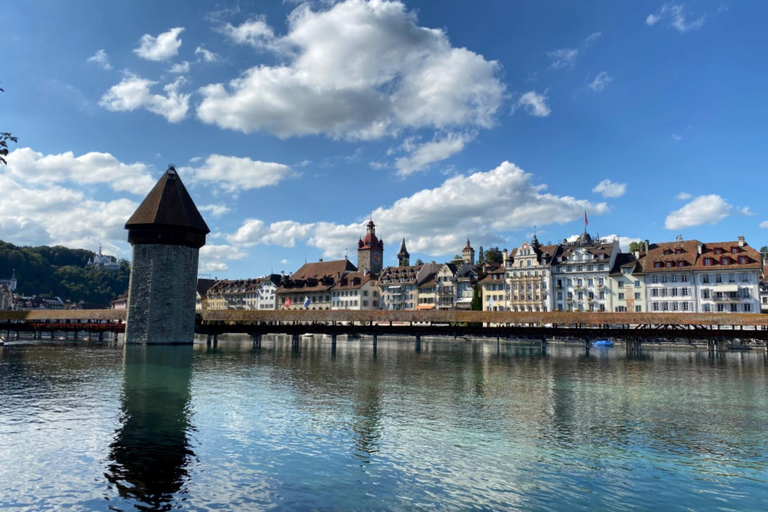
<box><xmin>0</xmin><ymin>240</ymin><xmax>130</xmax><ymax>307</ymax></box>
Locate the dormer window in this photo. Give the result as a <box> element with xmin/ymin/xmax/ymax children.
<box><xmin>704</xmin><ymin>258</ymin><xmax>713</xmax><ymax>266</ymax></box>
<box><xmin>731</xmin><ymin>247</ymin><xmax>739</xmax><ymax>254</ymax></box>
<box><xmin>675</xmin><ymin>248</ymin><xmax>683</xmax><ymax>254</ymax></box>
<box><xmin>654</xmin><ymin>262</ymin><xmax>661</xmax><ymax>269</ymax></box>
<box><xmin>739</xmin><ymin>256</ymin><xmax>748</xmax><ymax>265</ymax></box>
<box><xmin>677</xmin><ymin>260</ymin><xmax>684</xmax><ymax>268</ymax></box>
<box><xmin>666</xmin><ymin>261</ymin><xmax>674</xmax><ymax>268</ymax></box>
<box><xmin>721</xmin><ymin>257</ymin><xmax>730</xmax><ymax>265</ymax></box>
<box><xmin>714</xmin><ymin>248</ymin><xmax>723</xmax><ymax>255</ymax></box>
<box><xmin>663</xmin><ymin>249</ymin><xmax>672</xmax><ymax>255</ymax></box>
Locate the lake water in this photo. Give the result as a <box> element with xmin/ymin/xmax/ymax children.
<box><xmin>1</xmin><ymin>336</ymin><xmax>767</xmax><ymax>511</ymax></box>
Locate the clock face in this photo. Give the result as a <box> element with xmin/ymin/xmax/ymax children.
<box><xmin>373</xmin><ymin>253</ymin><xmax>381</xmax><ymax>263</ymax></box>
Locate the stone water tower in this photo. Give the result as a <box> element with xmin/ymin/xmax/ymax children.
<box><xmin>124</xmin><ymin>166</ymin><xmax>209</xmax><ymax>344</ymax></box>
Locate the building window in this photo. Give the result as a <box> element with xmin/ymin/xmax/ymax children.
<box><xmin>715</xmin><ymin>274</ymin><xmax>722</xmax><ymax>283</ymax></box>
<box><xmin>730</xmin><ymin>304</ymin><xmax>738</xmax><ymax>312</ymax></box>
<box><xmin>671</xmin><ymin>275</ymin><xmax>678</xmax><ymax>283</ymax></box>
<box><xmin>652</xmin><ymin>289</ymin><xmax>659</xmax><ymax>297</ymax></box>
<box><xmin>635</xmin><ymin>293</ymin><xmax>641</xmax><ymax>300</ymax></box>
<box><xmin>703</xmin><ymin>304</ymin><xmax>710</xmax><ymax>312</ymax></box>
<box><xmin>704</xmin><ymin>258</ymin><xmax>713</xmax><ymax>266</ymax></box>
<box><xmin>652</xmin><ymin>302</ymin><xmax>659</xmax><ymax>311</ymax></box>
<box><xmin>618</xmin><ymin>293</ymin><xmax>625</xmax><ymax>300</ymax></box>
<box><xmin>662</xmin><ymin>303</ymin><xmax>669</xmax><ymax>311</ymax></box>
<box><xmin>652</xmin><ymin>276</ymin><xmax>659</xmax><ymax>284</ymax></box>
<box><xmin>744</xmin><ymin>304</ymin><xmax>752</xmax><ymax>312</ymax></box>
<box><xmin>717</xmin><ymin>304</ymin><xmax>725</xmax><ymax>312</ymax></box>
<box><xmin>681</xmin><ymin>275</ymin><xmax>688</xmax><ymax>282</ymax></box>
<box><xmin>702</xmin><ymin>289</ymin><xmax>710</xmax><ymax>299</ymax></box>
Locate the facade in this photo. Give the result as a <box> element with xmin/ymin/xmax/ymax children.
<box><xmin>550</xmin><ymin>234</ymin><xmax>620</xmax><ymax>312</ymax></box>
<box><xmin>455</xmin><ymin>264</ymin><xmax>483</xmax><ymax>310</ymax></box>
<box><xmin>357</xmin><ymin>220</ymin><xmax>384</xmax><ymax>275</ymax></box>
<box><xmin>205</xmin><ymin>275</ymin><xmax>282</xmax><ymax>311</ymax></box>
<box><xmin>607</xmin><ymin>253</ymin><xmax>646</xmax><ymax>312</ymax></box>
<box><xmin>760</xmin><ymin>276</ymin><xmax>768</xmax><ymax>313</ymax></box>
<box><xmin>110</xmin><ymin>292</ymin><xmax>128</xmax><ymax>310</ymax></box>
<box><xmin>505</xmin><ymin>236</ymin><xmax>556</xmax><ymax>312</ymax></box>
<box><xmin>416</xmin><ymin>272</ymin><xmax>438</xmax><ymax>310</ymax></box>
<box><xmin>461</xmin><ymin>239</ymin><xmax>475</xmax><ymax>265</ymax></box>
<box><xmin>435</xmin><ymin>263</ymin><xmax>458</xmax><ymax>310</ymax></box>
<box><xmin>196</xmin><ymin>279</ymin><xmax>216</xmax><ymax>311</ymax></box>
<box><xmin>124</xmin><ymin>166</ymin><xmax>209</xmax><ymax>344</ymax></box>
<box><xmin>378</xmin><ymin>263</ymin><xmax>438</xmax><ymax>310</ymax></box>
<box><xmin>639</xmin><ymin>238</ymin><xmax>698</xmax><ymax>313</ymax></box>
<box><xmin>277</xmin><ymin>259</ymin><xmax>357</xmax><ymax>310</ymax></box>
<box><xmin>479</xmin><ymin>268</ymin><xmax>506</xmax><ymax>311</ymax></box>
<box><xmin>330</xmin><ymin>272</ymin><xmax>379</xmax><ymax>310</ymax></box>
<box><xmin>693</xmin><ymin>238</ymin><xmax>761</xmax><ymax>314</ymax></box>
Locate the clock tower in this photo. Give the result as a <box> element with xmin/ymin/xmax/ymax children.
<box><xmin>357</xmin><ymin>219</ymin><xmax>384</xmax><ymax>275</ymax></box>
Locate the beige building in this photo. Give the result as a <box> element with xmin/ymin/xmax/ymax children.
<box><xmin>479</xmin><ymin>268</ymin><xmax>506</xmax><ymax>311</ymax></box>
<box><xmin>505</xmin><ymin>236</ymin><xmax>557</xmax><ymax>312</ymax></box>
<box><xmin>331</xmin><ymin>272</ymin><xmax>380</xmax><ymax>310</ymax></box>
<box><xmin>277</xmin><ymin>259</ymin><xmax>357</xmax><ymax>310</ymax></box>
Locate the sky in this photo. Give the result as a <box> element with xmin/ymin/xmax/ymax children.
<box><xmin>2</xmin><ymin>0</ymin><xmax>767</xmax><ymax>278</ymax></box>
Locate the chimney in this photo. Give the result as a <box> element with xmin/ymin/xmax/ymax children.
<box><xmin>697</xmin><ymin>242</ymin><xmax>703</xmax><ymax>255</ymax></box>
<box><xmin>644</xmin><ymin>240</ymin><xmax>650</xmax><ymax>253</ymax></box>
<box><xmin>634</xmin><ymin>250</ymin><xmax>640</xmax><ymax>259</ymax></box>
<box><xmin>503</xmin><ymin>248</ymin><xmax>509</xmax><ymax>264</ymax></box>
<box><xmin>319</xmin><ymin>258</ymin><xmax>323</xmax><ymax>262</ymax></box>
<box><xmin>738</xmin><ymin>235</ymin><xmax>745</xmax><ymax>247</ymax></box>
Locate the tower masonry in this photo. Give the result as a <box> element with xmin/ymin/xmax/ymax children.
<box><xmin>124</xmin><ymin>166</ymin><xmax>209</xmax><ymax>344</ymax></box>
<box><xmin>357</xmin><ymin>220</ymin><xmax>384</xmax><ymax>275</ymax></box>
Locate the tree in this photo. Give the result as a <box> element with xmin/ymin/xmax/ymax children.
<box><xmin>760</xmin><ymin>246</ymin><xmax>768</xmax><ymax>262</ymax></box>
<box><xmin>470</xmin><ymin>285</ymin><xmax>482</xmax><ymax>311</ymax></box>
<box><xmin>0</xmin><ymin>85</ymin><xmax>17</xmax><ymax>165</ymax></box>
<box><xmin>484</xmin><ymin>246</ymin><xmax>503</xmax><ymax>264</ymax></box>
<box><xmin>629</xmin><ymin>241</ymin><xmax>646</xmax><ymax>253</ymax></box>
<box><xmin>415</xmin><ymin>258</ymin><xmax>424</xmax><ymax>265</ymax></box>
<box><xmin>450</xmin><ymin>254</ymin><xmax>463</xmax><ymax>265</ymax></box>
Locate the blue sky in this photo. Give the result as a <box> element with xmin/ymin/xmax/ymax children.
<box><xmin>2</xmin><ymin>0</ymin><xmax>766</xmax><ymax>277</ymax></box>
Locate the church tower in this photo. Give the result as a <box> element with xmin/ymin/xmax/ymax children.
<box><xmin>462</xmin><ymin>238</ymin><xmax>475</xmax><ymax>265</ymax></box>
<box><xmin>124</xmin><ymin>166</ymin><xmax>209</xmax><ymax>344</ymax></box>
<box><xmin>357</xmin><ymin>219</ymin><xmax>384</xmax><ymax>275</ymax></box>
<box><xmin>398</xmin><ymin>238</ymin><xmax>410</xmax><ymax>267</ymax></box>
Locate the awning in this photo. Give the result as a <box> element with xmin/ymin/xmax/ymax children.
<box><xmin>417</xmin><ymin>304</ymin><xmax>435</xmax><ymax>310</ymax></box>
<box><xmin>717</xmin><ymin>285</ymin><xmax>739</xmax><ymax>292</ymax></box>
<box><xmin>457</xmin><ymin>297</ymin><xmax>472</xmax><ymax>303</ymax></box>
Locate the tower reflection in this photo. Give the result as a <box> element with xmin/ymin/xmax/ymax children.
<box><xmin>106</xmin><ymin>345</ymin><xmax>195</xmax><ymax>511</ymax></box>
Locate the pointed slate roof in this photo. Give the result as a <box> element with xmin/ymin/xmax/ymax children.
<box><xmin>125</xmin><ymin>166</ymin><xmax>210</xmax><ymax>234</ymax></box>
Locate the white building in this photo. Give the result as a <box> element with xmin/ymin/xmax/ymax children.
<box><xmin>550</xmin><ymin>233</ymin><xmax>620</xmax><ymax>312</ymax></box>
<box><xmin>505</xmin><ymin>236</ymin><xmax>555</xmax><ymax>312</ymax></box>
<box><xmin>331</xmin><ymin>272</ymin><xmax>380</xmax><ymax>310</ymax></box>
<box><xmin>87</xmin><ymin>245</ymin><xmax>120</xmax><ymax>271</ymax></box>
<box><xmin>379</xmin><ymin>264</ymin><xmax>438</xmax><ymax>310</ymax></box>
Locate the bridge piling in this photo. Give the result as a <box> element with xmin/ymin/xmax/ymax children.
<box><xmin>331</xmin><ymin>334</ymin><xmax>337</xmax><ymax>350</ymax></box>
<box><xmin>415</xmin><ymin>334</ymin><xmax>422</xmax><ymax>352</ymax></box>
<box><xmin>252</xmin><ymin>334</ymin><xmax>261</xmax><ymax>348</ymax></box>
<box><xmin>206</xmin><ymin>334</ymin><xmax>212</xmax><ymax>347</ymax></box>
<box><xmin>291</xmin><ymin>334</ymin><xmax>299</xmax><ymax>347</ymax></box>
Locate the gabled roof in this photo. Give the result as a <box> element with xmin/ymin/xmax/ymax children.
<box><xmin>125</xmin><ymin>167</ymin><xmax>210</xmax><ymax>234</ymax></box>
<box><xmin>609</xmin><ymin>253</ymin><xmax>643</xmax><ymax>277</ymax></box>
<box><xmin>694</xmin><ymin>241</ymin><xmax>762</xmax><ymax>270</ymax></box>
<box><xmin>292</xmin><ymin>259</ymin><xmax>357</xmax><ymax>280</ymax></box>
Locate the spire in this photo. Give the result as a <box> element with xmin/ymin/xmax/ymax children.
<box><xmin>397</xmin><ymin>238</ymin><xmax>410</xmax><ymax>267</ymax></box>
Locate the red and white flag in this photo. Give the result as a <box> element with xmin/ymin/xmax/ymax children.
<box><xmin>284</xmin><ymin>297</ymin><xmax>293</xmax><ymax>308</ymax></box>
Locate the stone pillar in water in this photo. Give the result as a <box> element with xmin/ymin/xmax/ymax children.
<box><xmin>124</xmin><ymin>166</ymin><xmax>209</xmax><ymax>344</ymax></box>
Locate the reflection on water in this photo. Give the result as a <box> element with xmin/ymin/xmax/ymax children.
<box><xmin>105</xmin><ymin>346</ymin><xmax>195</xmax><ymax>511</ymax></box>
<box><xmin>1</xmin><ymin>337</ymin><xmax>768</xmax><ymax>511</ymax></box>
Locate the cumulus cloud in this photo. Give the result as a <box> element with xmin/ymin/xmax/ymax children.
<box><xmin>224</xmin><ymin>161</ymin><xmax>608</xmax><ymax>258</ymax></box>
<box><xmin>169</xmin><ymin>61</ymin><xmax>190</xmax><ymax>73</ymax></box>
<box><xmin>197</xmin><ymin>0</ymin><xmax>505</xmax><ymax>139</ymax></box>
<box><xmin>87</xmin><ymin>49</ymin><xmax>112</xmax><ymax>70</ymax></box>
<box><xmin>567</xmin><ymin>233</ymin><xmax>640</xmax><ymax>253</ymax></box>
<box><xmin>676</xmin><ymin>192</ymin><xmax>692</xmax><ymax>200</ymax></box>
<box><xmin>394</xmin><ymin>132</ymin><xmax>473</xmax><ymax>176</ymax></box>
<box><xmin>588</xmin><ymin>71</ymin><xmax>613</xmax><ymax>92</ymax></box>
<box><xmin>514</xmin><ymin>91</ymin><xmax>551</xmax><ymax>117</ymax></box>
<box><xmin>195</xmin><ymin>46</ymin><xmax>219</xmax><ymax>62</ymax></box>
<box><xmin>99</xmin><ymin>74</ymin><xmax>190</xmax><ymax>122</ymax></box>
<box><xmin>592</xmin><ymin>179</ymin><xmax>626</xmax><ymax>198</ymax></box>
<box><xmin>646</xmin><ymin>3</ymin><xmax>705</xmax><ymax>33</ymax></box>
<box><xmin>760</xmin><ymin>221</ymin><xmax>768</xmax><ymax>229</ymax></box>
<box><xmin>199</xmin><ymin>244</ymin><xmax>248</xmax><ymax>272</ymax></box>
<box><xmin>180</xmin><ymin>154</ymin><xmax>297</xmax><ymax>193</ymax></box>
<box><xmin>198</xmin><ymin>204</ymin><xmax>232</xmax><ymax>219</ymax></box>
<box><xmin>672</xmin><ymin>133</ymin><xmax>683</xmax><ymax>141</ymax></box>
<box><xmin>547</xmin><ymin>32</ymin><xmax>601</xmax><ymax>70</ymax></box>
<box><xmin>134</xmin><ymin>27</ymin><xmax>185</xmax><ymax>61</ymax></box>
<box><xmin>4</xmin><ymin>147</ymin><xmax>155</xmax><ymax>194</ymax></box>
<box><xmin>665</xmin><ymin>194</ymin><xmax>737</xmax><ymax>229</ymax></box>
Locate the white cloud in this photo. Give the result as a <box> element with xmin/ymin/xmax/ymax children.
<box><xmin>224</xmin><ymin>161</ymin><xmax>608</xmax><ymax>258</ymax></box>
<box><xmin>169</xmin><ymin>61</ymin><xmax>190</xmax><ymax>73</ymax></box>
<box><xmin>676</xmin><ymin>192</ymin><xmax>692</xmax><ymax>200</ymax></box>
<box><xmin>568</xmin><ymin>233</ymin><xmax>640</xmax><ymax>253</ymax></box>
<box><xmin>588</xmin><ymin>71</ymin><xmax>613</xmax><ymax>92</ymax></box>
<box><xmin>514</xmin><ymin>91</ymin><xmax>551</xmax><ymax>117</ymax></box>
<box><xmin>197</xmin><ymin>0</ymin><xmax>505</xmax><ymax>139</ymax></box>
<box><xmin>646</xmin><ymin>3</ymin><xmax>705</xmax><ymax>33</ymax></box>
<box><xmin>672</xmin><ymin>133</ymin><xmax>683</xmax><ymax>141</ymax></box>
<box><xmin>394</xmin><ymin>132</ymin><xmax>473</xmax><ymax>176</ymax></box>
<box><xmin>4</xmin><ymin>147</ymin><xmax>155</xmax><ymax>194</ymax></box>
<box><xmin>99</xmin><ymin>74</ymin><xmax>190</xmax><ymax>122</ymax></box>
<box><xmin>546</xmin><ymin>32</ymin><xmax>601</xmax><ymax>70</ymax></box>
<box><xmin>199</xmin><ymin>244</ymin><xmax>247</xmax><ymax>272</ymax></box>
<box><xmin>195</xmin><ymin>46</ymin><xmax>219</xmax><ymax>62</ymax></box>
<box><xmin>280</xmin><ymin>258</ymin><xmax>290</xmax><ymax>265</ymax></box>
<box><xmin>134</xmin><ymin>27</ymin><xmax>185</xmax><ymax>61</ymax></box>
<box><xmin>198</xmin><ymin>204</ymin><xmax>232</xmax><ymax>219</ymax></box>
<box><xmin>87</xmin><ymin>49</ymin><xmax>112</xmax><ymax>70</ymax></box>
<box><xmin>665</xmin><ymin>194</ymin><xmax>733</xmax><ymax>229</ymax></box>
<box><xmin>760</xmin><ymin>221</ymin><xmax>768</xmax><ymax>229</ymax></box>
<box><xmin>592</xmin><ymin>179</ymin><xmax>626</xmax><ymax>198</ymax></box>
<box><xmin>180</xmin><ymin>154</ymin><xmax>296</xmax><ymax>193</ymax></box>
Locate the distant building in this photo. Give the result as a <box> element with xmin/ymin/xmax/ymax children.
<box><xmin>0</xmin><ymin>284</ymin><xmax>13</xmax><ymax>310</ymax></box>
<box><xmin>0</xmin><ymin>270</ymin><xmax>17</xmax><ymax>291</ymax></box>
<box><xmin>277</xmin><ymin>259</ymin><xmax>357</xmax><ymax>310</ymax></box>
<box><xmin>461</xmin><ymin>238</ymin><xmax>475</xmax><ymax>265</ymax></box>
<box><xmin>760</xmin><ymin>276</ymin><xmax>768</xmax><ymax>313</ymax></box>
<box><xmin>435</xmin><ymin>263</ymin><xmax>458</xmax><ymax>310</ymax></box>
<box><xmin>454</xmin><ymin>264</ymin><xmax>483</xmax><ymax>310</ymax></box>
<box><xmin>111</xmin><ymin>292</ymin><xmax>128</xmax><ymax>310</ymax></box>
<box><xmin>331</xmin><ymin>272</ymin><xmax>379</xmax><ymax>310</ymax></box>
<box><xmin>87</xmin><ymin>245</ymin><xmax>120</xmax><ymax>272</ymax></box>
<box><xmin>196</xmin><ymin>279</ymin><xmax>216</xmax><ymax>311</ymax></box>
<box><xmin>607</xmin><ymin>253</ymin><xmax>646</xmax><ymax>312</ymax></box>
<box><xmin>416</xmin><ymin>270</ymin><xmax>438</xmax><ymax>310</ymax></box>
<box><xmin>206</xmin><ymin>276</ymin><xmax>283</xmax><ymax>310</ymax></box>
<box><xmin>479</xmin><ymin>268</ymin><xmax>506</xmax><ymax>311</ymax></box>
<box><xmin>378</xmin><ymin>263</ymin><xmax>438</xmax><ymax>311</ymax></box>
<box><xmin>357</xmin><ymin>220</ymin><xmax>384</xmax><ymax>275</ymax></box>
<box><xmin>505</xmin><ymin>235</ymin><xmax>556</xmax><ymax>312</ymax></box>
<box><xmin>397</xmin><ymin>238</ymin><xmax>410</xmax><ymax>267</ymax></box>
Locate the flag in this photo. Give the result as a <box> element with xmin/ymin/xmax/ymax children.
<box><xmin>304</xmin><ymin>296</ymin><xmax>311</xmax><ymax>309</ymax></box>
<box><xmin>585</xmin><ymin>210</ymin><xmax>588</xmax><ymax>227</ymax></box>
<box><xmin>284</xmin><ymin>297</ymin><xmax>292</xmax><ymax>308</ymax></box>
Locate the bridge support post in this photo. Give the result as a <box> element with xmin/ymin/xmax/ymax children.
<box><xmin>331</xmin><ymin>334</ymin><xmax>337</xmax><ymax>350</ymax></box>
<box><xmin>497</xmin><ymin>336</ymin><xmax>500</xmax><ymax>353</ymax></box>
<box><xmin>50</xmin><ymin>331</ymin><xmax>55</xmax><ymax>340</ymax></box>
<box><xmin>213</xmin><ymin>334</ymin><xmax>218</xmax><ymax>347</ymax></box>
<box><xmin>372</xmin><ymin>334</ymin><xmax>378</xmax><ymax>354</ymax></box>
<box><xmin>73</xmin><ymin>331</ymin><xmax>78</xmax><ymax>341</ymax></box>
<box><xmin>206</xmin><ymin>334</ymin><xmax>212</xmax><ymax>347</ymax></box>
<box><xmin>292</xmin><ymin>334</ymin><xmax>299</xmax><ymax>347</ymax></box>
<box><xmin>585</xmin><ymin>338</ymin><xmax>590</xmax><ymax>357</ymax></box>
<box><xmin>98</xmin><ymin>331</ymin><xmax>104</xmax><ymax>342</ymax></box>
<box><xmin>415</xmin><ymin>334</ymin><xmax>421</xmax><ymax>352</ymax></box>
<box><xmin>252</xmin><ymin>334</ymin><xmax>261</xmax><ymax>349</ymax></box>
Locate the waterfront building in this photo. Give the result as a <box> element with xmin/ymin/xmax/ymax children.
<box><xmin>416</xmin><ymin>270</ymin><xmax>438</xmax><ymax>310</ymax></box>
<box><xmin>639</xmin><ymin>238</ymin><xmax>699</xmax><ymax>313</ymax></box>
<box><xmin>550</xmin><ymin>233</ymin><xmax>620</xmax><ymax>312</ymax></box>
<box><xmin>760</xmin><ymin>276</ymin><xmax>768</xmax><ymax>313</ymax></box>
<box><xmin>331</xmin><ymin>272</ymin><xmax>379</xmax><ymax>310</ymax></box>
<box><xmin>378</xmin><ymin>263</ymin><xmax>437</xmax><ymax>310</ymax></box>
<box><xmin>692</xmin><ymin>237</ymin><xmax>762</xmax><ymax>314</ymax></box>
<box><xmin>255</xmin><ymin>275</ymin><xmax>282</xmax><ymax>310</ymax></box>
<box><xmin>0</xmin><ymin>270</ymin><xmax>17</xmax><ymax>292</ymax></box>
<box><xmin>196</xmin><ymin>279</ymin><xmax>216</xmax><ymax>311</ymax></box>
<box><xmin>479</xmin><ymin>268</ymin><xmax>506</xmax><ymax>311</ymax></box>
<box><xmin>505</xmin><ymin>235</ymin><xmax>556</xmax><ymax>312</ymax></box>
<box><xmin>607</xmin><ymin>253</ymin><xmax>646</xmax><ymax>312</ymax></box>
<box><xmin>0</xmin><ymin>284</ymin><xmax>12</xmax><ymax>310</ymax></box>
<box><xmin>455</xmin><ymin>264</ymin><xmax>484</xmax><ymax>310</ymax></box>
<box><xmin>357</xmin><ymin>219</ymin><xmax>384</xmax><ymax>275</ymax></box>
<box><xmin>87</xmin><ymin>244</ymin><xmax>121</xmax><ymax>272</ymax></box>
<box><xmin>277</xmin><ymin>259</ymin><xmax>357</xmax><ymax>310</ymax></box>
<box><xmin>435</xmin><ymin>263</ymin><xmax>458</xmax><ymax>310</ymax></box>
<box><xmin>110</xmin><ymin>292</ymin><xmax>128</xmax><ymax>310</ymax></box>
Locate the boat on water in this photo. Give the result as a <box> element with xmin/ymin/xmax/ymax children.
<box><xmin>592</xmin><ymin>340</ymin><xmax>614</xmax><ymax>347</ymax></box>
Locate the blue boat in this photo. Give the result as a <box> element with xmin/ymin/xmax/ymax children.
<box><xmin>592</xmin><ymin>340</ymin><xmax>614</xmax><ymax>347</ymax></box>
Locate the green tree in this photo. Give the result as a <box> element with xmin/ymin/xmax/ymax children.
<box><xmin>470</xmin><ymin>285</ymin><xmax>482</xmax><ymax>311</ymax></box>
<box><xmin>0</xmin><ymin>85</ymin><xmax>17</xmax><ymax>165</ymax></box>
<box><xmin>450</xmin><ymin>254</ymin><xmax>464</xmax><ymax>265</ymax></box>
<box><xmin>629</xmin><ymin>241</ymin><xmax>646</xmax><ymax>253</ymax></box>
<box><xmin>760</xmin><ymin>246</ymin><xmax>768</xmax><ymax>262</ymax></box>
<box><xmin>415</xmin><ymin>258</ymin><xmax>424</xmax><ymax>265</ymax></box>
<box><xmin>484</xmin><ymin>246</ymin><xmax>503</xmax><ymax>264</ymax></box>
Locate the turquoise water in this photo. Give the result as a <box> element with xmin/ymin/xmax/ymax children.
<box><xmin>1</xmin><ymin>337</ymin><xmax>767</xmax><ymax>511</ymax></box>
